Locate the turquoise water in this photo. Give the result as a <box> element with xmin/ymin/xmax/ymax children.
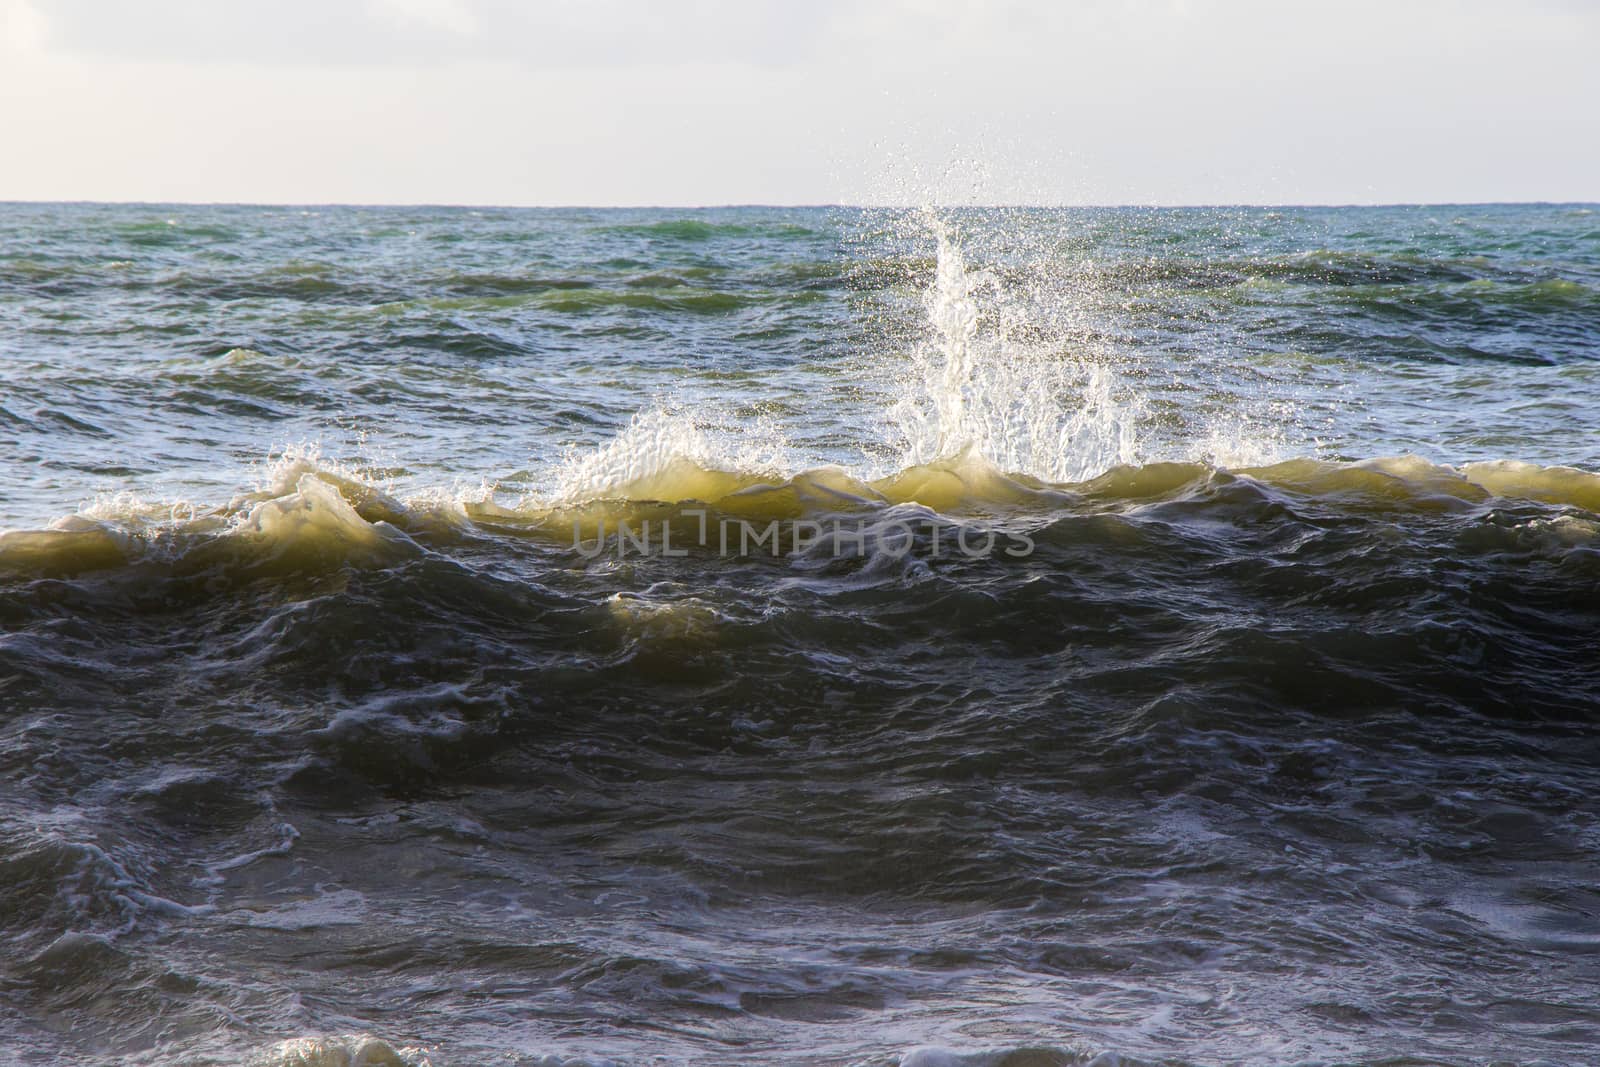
<box><xmin>1</xmin><ymin>203</ymin><xmax>1599</xmax><ymax>1066</ymax></box>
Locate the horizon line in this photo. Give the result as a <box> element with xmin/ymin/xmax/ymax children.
<box><xmin>2</xmin><ymin>198</ymin><xmax>1597</xmax><ymax>212</ymax></box>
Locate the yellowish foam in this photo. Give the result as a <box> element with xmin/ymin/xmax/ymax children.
<box><xmin>5</xmin><ymin>446</ymin><xmax>1599</xmax><ymax>581</ymax></box>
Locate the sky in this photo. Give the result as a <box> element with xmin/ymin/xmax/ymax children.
<box><xmin>0</xmin><ymin>0</ymin><xmax>1596</xmax><ymax>206</ymax></box>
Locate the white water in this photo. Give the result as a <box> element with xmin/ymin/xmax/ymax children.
<box><xmin>541</xmin><ymin>209</ymin><xmax>1150</xmax><ymax>504</ymax></box>
<box><xmin>885</xmin><ymin>209</ymin><xmax>1142</xmax><ymax>483</ymax></box>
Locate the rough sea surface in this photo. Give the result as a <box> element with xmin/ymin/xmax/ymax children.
<box><xmin>2</xmin><ymin>203</ymin><xmax>1599</xmax><ymax>1067</ymax></box>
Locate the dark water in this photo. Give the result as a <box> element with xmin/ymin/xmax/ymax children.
<box><xmin>2</xmin><ymin>203</ymin><xmax>1599</xmax><ymax>1067</ymax></box>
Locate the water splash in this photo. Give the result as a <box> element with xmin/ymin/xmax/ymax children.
<box><xmin>885</xmin><ymin>209</ymin><xmax>1141</xmax><ymax>483</ymax></box>
<box><xmin>536</xmin><ymin>208</ymin><xmax>1151</xmax><ymax>502</ymax></box>
<box><xmin>509</xmin><ymin>206</ymin><xmax>1309</xmax><ymax>508</ymax></box>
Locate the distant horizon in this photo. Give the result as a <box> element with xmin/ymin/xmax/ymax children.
<box><xmin>4</xmin><ymin>198</ymin><xmax>1597</xmax><ymax>211</ymax></box>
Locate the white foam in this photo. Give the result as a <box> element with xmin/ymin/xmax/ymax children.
<box><xmin>255</xmin><ymin>1034</ymin><xmax>431</xmax><ymax>1067</ymax></box>
<box><xmin>540</xmin><ymin>404</ymin><xmax>794</xmax><ymax>505</ymax></box>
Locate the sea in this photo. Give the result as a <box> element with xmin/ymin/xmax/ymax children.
<box><xmin>2</xmin><ymin>202</ymin><xmax>1598</xmax><ymax>1067</ymax></box>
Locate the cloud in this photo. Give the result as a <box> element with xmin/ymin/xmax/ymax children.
<box><xmin>2</xmin><ymin>1</ymin><xmax>1595</xmax><ymax>205</ymax></box>
<box><xmin>33</xmin><ymin>0</ymin><xmax>847</xmax><ymax>68</ymax></box>
<box><xmin>0</xmin><ymin>0</ymin><xmax>45</xmax><ymax>54</ymax></box>
<box><xmin>26</xmin><ymin>0</ymin><xmax>1600</xmax><ymax>74</ymax></box>
<box><xmin>367</xmin><ymin>0</ymin><xmax>482</xmax><ymax>37</ymax></box>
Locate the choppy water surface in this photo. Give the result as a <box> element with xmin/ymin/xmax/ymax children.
<box><xmin>2</xmin><ymin>203</ymin><xmax>1599</xmax><ymax>1067</ymax></box>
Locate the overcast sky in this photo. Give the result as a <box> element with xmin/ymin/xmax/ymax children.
<box><xmin>1</xmin><ymin>0</ymin><xmax>1595</xmax><ymax>206</ymax></box>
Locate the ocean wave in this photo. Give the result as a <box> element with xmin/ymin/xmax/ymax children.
<box><xmin>9</xmin><ymin>201</ymin><xmax>1600</xmax><ymax>1067</ymax></box>
<box><xmin>529</xmin><ymin>286</ymin><xmax>805</xmax><ymax>315</ymax></box>
<box><xmin>600</xmin><ymin>218</ymin><xmax>823</xmax><ymax>241</ymax></box>
<box><xmin>3</xmin><ymin>449</ymin><xmax>1597</xmax><ymax>584</ymax></box>
<box><xmin>0</xmin><ymin>458</ymin><xmax>422</xmax><ymax>579</ymax></box>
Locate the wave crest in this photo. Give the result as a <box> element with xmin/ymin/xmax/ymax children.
<box><xmin>5</xmin><ymin>449</ymin><xmax>1600</xmax><ymax>581</ymax></box>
